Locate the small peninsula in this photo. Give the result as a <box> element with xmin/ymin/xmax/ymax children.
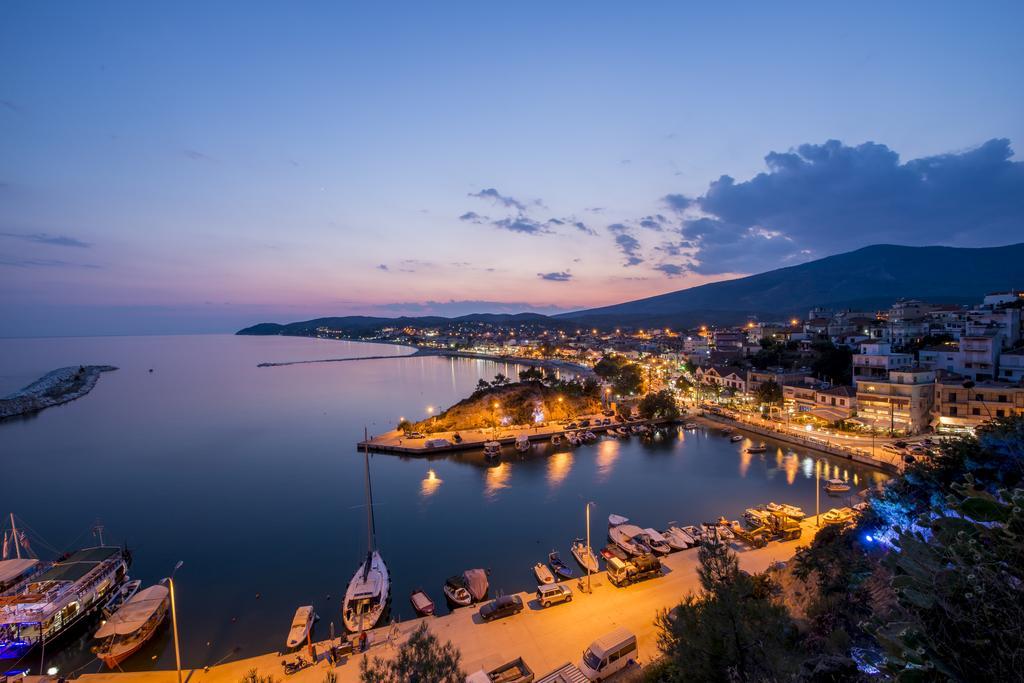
<box><xmin>0</xmin><ymin>365</ymin><xmax>118</xmax><ymax>420</ymax></box>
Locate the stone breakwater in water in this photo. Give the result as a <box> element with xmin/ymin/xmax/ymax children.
<box><xmin>0</xmin><ymin>365</ymin><xmax>118</xmax><ymax>419</ymax></box>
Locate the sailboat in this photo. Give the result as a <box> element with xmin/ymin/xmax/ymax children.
<box><xmin>342</xmin><ymin>430</ymin><xmax>391</xmax><ymax>633</ymax></box>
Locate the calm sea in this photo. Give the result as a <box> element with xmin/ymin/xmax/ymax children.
<box><xmin>0</xmin><ymin>334</ymin><xmax>884</xmax><ymax>675</ymax></box>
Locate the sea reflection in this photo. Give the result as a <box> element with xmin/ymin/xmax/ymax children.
<box><xmin>421</xmin><ymin>468</ymin><xmax>442</xmax><ymax>497</ymax></box>
<box><xmin>783</xmin><ymin>453</ymin><xmax>799</xmax><ymax>485</ymax></box>
<box><xmin>484</xmin><ymin>462</ymin><xmax>511</xmax><ymax>500</ymax></box>
<box><xmin>739</xmin><ymin>448</ymin><xmax>752</xmax><ymax>477</ymax></box>
<box><xmin>547</xmin><ymin>451</ymin><xmax>574</xmax><ymax>488</ymax></box>
<box><xmin>595</xmin><ymin>439</ymin><xmax>620</xmax><ymax>482</ymax></box>
<box><xmin>801</xmin><ymin>457</ymin><xmax>814</xmax><ymax>479</ymax></box>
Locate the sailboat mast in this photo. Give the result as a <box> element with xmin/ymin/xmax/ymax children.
<box><xmin>363</xmin><ymin>428</ymin><xmax>377</xmax><ymax>555</ymax></box>
<box><xmin>10</xmin><ymin>513</ymin><xmax>20</xmax><ymax>560</ymax></box>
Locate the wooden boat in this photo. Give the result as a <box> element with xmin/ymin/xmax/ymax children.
<box><xmin>285</xmin><ymin>605</ymin><xmax>315</xmax><ymax>649</ymax></box>
<box><xmin>663</xmin><ymin>525</ymin><xmax>694</xmax><ymax>550</ymax></box>
<box><xmin>102</xmin><ymin>578</ymin><xmax>142</xmax><ymax>618</ymax></box>
<box><xmin>730</xmin><ymin>434</ymin><xmax>744</xmax><ymax>442</ymax></box>
<box><xmin>515</xmin><ymin>435</ymin><xmax>531</xmax><ymax>452</ymax></box>
<box><xmin>570</xmin><ymin>539</ymin><xmax>599</xmax><ymax>573</ymax></box>
<box><xmin>607</xmin><ymin>513</ymin><xmax>629</xmax><ymax>527</ymax></box>
<box><xmin>409</xmin><ymin>590</ymin><xmax>435</xmax><ymax>616</ymax></box>
<box><xmin>824</xmin><ymin>478</ymin><xmax>851</xmax><ymax>493</ymax></box>
<box><xmin>547</xmin><ymin>551</ymin><xmax>575</xmax><ymax>580</ymax></box>
<box><xmin>600</xmin><ymin>544</ymin><xmax>628</xmax><ymax>562</ymax></box>
<box><xmin>483</xmin><ymin>441</ymin><xmax>502</xmax><ymax>460</ymax></box>
<box><xmin>533</xmin><ymin>562</ymin><xmax>555</xmax><ymax>585</ymax></box>
<box><xmin>442</xmin><ymin>575</ymin><xmax>472</xmax><ymax>606</ymax></box>
<box><xmin>343</xmin><ymin>433</ymin><xmax>391</xmax><ymax>633</ymax></box>
<box><xmin>94</xmin><ymin>583</ymin><xmax>170</xmax><ymax>668</ymax></box>
<box><xmin>641</xmin><ymin>529</ymin><xmax>672</xmax><ymax>555</ymax></box>
<box><xmin>746</xmin><ymin>443</ymin><xmax>768</xmax><ymax>453</ymax></box>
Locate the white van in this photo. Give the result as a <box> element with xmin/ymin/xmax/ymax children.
<box><xmin>580</xmin><ymin>627</ymin><xmax>637</xmax><ymax>680</ymax></box>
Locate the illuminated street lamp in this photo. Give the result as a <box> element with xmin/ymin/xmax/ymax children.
<box><xmin>170</xmin><ymin>560</ymin><xmax>184</xmax><ymax>683</ymax></box>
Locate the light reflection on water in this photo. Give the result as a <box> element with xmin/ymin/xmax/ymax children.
<box><xmin>421</xmin><ymin>468</ymin><xmax>442</xmax><ymax>497</ymax></box>
<box><xmin>547</xmin><ymin>451</ymin><xmax>574</xmax><ymax>488</ymax></box>
<box><xmin>594</xmin><ymin>439</ymin><xmax>620</xmax><ymax>482</ymax></box>
<box><xmin>484</xmin><ymin>461</ymin><xmax>510</xmax><ymax>500</ymax></box>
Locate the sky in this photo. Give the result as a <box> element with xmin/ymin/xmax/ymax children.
<box><xmin>1</xmin><ymin>1</ymin><xmax>1023</xmax><ymax>336</ymax></box>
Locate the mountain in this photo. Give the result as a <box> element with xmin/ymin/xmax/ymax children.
<box><xmin>238</xmin><ymin>243</ymin><xmax>1024</xmax><ymax>334</ymax></box>
<box><xmin>557</xmin><ymin>243</ymin><xmax>1024</xmax><ymax>326</ymax></box>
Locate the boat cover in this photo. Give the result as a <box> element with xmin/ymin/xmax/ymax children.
<box><xmin>95</xmin><ymin>585</ymin><xmax>169</xmax><ymax>638</ymax></box>
<box><xmin>463</xmin><ymin>568</ymin><xmax>488</xmax><ymax>601</ymax></box>
<box><xmin>0</xmin><ymin>559</ymin><xmax>38</xmax><ymax>584</ymax></box>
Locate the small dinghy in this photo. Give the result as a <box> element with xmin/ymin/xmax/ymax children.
<box><xmin>730</xmin><ymin>434</ymin><xmax>744</xmax><ymax>442</ymax></box>
<box><xmin>766</xmin><ymin>502</ymin><xmax>806</xmax><ymax>520</ymax></box>
<box><xmin>662</xmin><ymin>525</ymin><xmax>694</xmax><ymax>550</ymax></box>
<box><xmin>642</xmin><ymin>528</ymin><xmax>672</xmax><ymax>555</ymax></box>
<box><xmin>600</xmin><ymin>544</ymin><xmax>628</xmax><ymax>562</ymax></box>
<box><xmin>681</xmin><ymin>525</ymin><xmax>704</xmax><ymax>544</ymax></box>
<box><xmin>551</xmin><ymin>433</ymin><xmax>562</xmax><ymax>446</ymax></box>
<box><xmin>534</xmin><ymin>562</ymin><xmax>555</xmax><ymax>585</ymax></box>
<box><xmin>410</xmin><ymin>589</ymin><xmax>435</xmax><ymax>616</ymax></box>
<box><xmin>102</xmin><ymin>579</ymin><xmax>142</xmax><ymax>618</ymax></box>
<box><xmin>608</xmin><ymin>513</ymin><xmax>629</xmax><ymax>527</ymax></box>
<box><xmin>286</xmin><ymin>605</ymin><xmax>316</xmax><ymax>649</ymax></box>
<box><xmin>463</xmin><ymin>568</ymin><xmax>490</xmax><ymax>602</ymax></box>
<box><xmin>548</xmin><ymin>551</ymin><xmax>575</xmax><ymax>580</ymax></box>
<box><xmin>443</xmin><ymin>575</ymin><xmax>472</xmax><ymax>607</ymax></box>
<box><xmin>571</xmin><ymin>539</ymin><xmax>599</xmax><ymax>573</ymax></box>
<box><xmin>684</xmin><ymin>422</ymin><xmax>698</xmax><ymax>430</ymax></box>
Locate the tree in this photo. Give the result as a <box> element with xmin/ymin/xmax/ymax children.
<box><xmin>674</xmin><ymin>375</ymin><xmax>694</xmax><ymax>392</ymax></box>
<box><xmin>492</xmin><ymin>373</ymin><xmax>509</xmax><ymax>386</ymax></box>
<box><xmin>754</xmin><ymin>380</ymin><xmax>784</xmax><ymax>408</ymax></box>
<box><xmin>396</xmin><ymin>419</ymin><xmax>412</xmax><ymax>433</ymax></box>
<box><xmin>638</xmin><ymin>390</ymin><xmax>680</xmax><ymax>421</ymax></box>
<box><xmin>593</xmin><ymin>354</ymin><xmax>627</xmax><ymax>380</ymax></box>
<box><xmin>810</xmin><ymin>342</ymin><xmax>852</xmax><ymax>384</ymax></box>
<box><xmin>654</xmin><ymin>538</ymin><xmax>802</xmax><ymax>682</ymax></box>
<box><xmin>475</xmin><ymin>378</ymin><xmax>490</xmax><ymax>392</ymax></box>
<box><xmin>359</xmin><ymin>622</ymin><xmax>463</xmax><ymax>683</ymax></box>
<box><xmin>612</xmin><ymin>364</ymin><xmax>644</xmax><ymax>396</ymax></box>
<box><xmin>518</xmin><ymin>367</ymin><xmax>544</xmax><ymax>382</ymax></box>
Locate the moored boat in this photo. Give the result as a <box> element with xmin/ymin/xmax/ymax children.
<box><xmin>684</xmin><ymin>422</ymin><xmax>698</xmax><ymax>430</ymax></box>
<box><xmin>284</xmin><ymin>605</ymin><xmax>315</xmax><ymax>650</ymax></box>
<box><xmin>766</xmin><ymin>502</ymin><xmax>806</xmax><ymax>520</ymax></box>
<box><xmin>548</xmin><ymin>551</ymin><xmax>575</xmax><ymax>580</ymax></box>
<box><xmin>681</xmin><ymin>525</ymin><xmax>704</xmax><ymax>544</ymax></box>
<box><xmin>483</xmin><ymin>441</ymin><xmax>502</xmax><ymax>460</ymax></box>
<box><xmin>442</xmin><ymin>576</ymin><xmax>472</xmax><ymax>606</ymax></box>
<box><xmin>515</xmin><ymin>435</ymin><xmax>531</xmax><ymax>452</ymax></box>
<box><xmin>607</xmin><ymin>513</ymin><xmax>629</xmax><ymax>527</ymax></box>
<box><xmin>102</xmin><ymin>578</ymin><xmax>142</xmax><ymax>618</ymax></box>
<box><xmin>663</xmin><ymin>525</ymin><xmax>695</xmax><ymax>550</ymax></box>
<box><xmin>463</xmin><ymin>568</ymin><xmax>489</xmax><ymax>602</ymax></box>
<box><xmin>93</xmin><ymin>583</ymin><xmax>170</xmax><ymax>669</ymax></box>
<box><xmin>746</xmin><ymin>443</ymin><xmax>768</xmax><ymax>453</ymax></box>
<box><xmin>533</xmin><ymin>562</ymin><xmax>555</xmax><ymax>585</ymax></box>
<box><xmin>409</xmin><ymin>590</ymin><xmax>435</xmax><ymax>616</ymax></box>
<box><xmin>744</xmin><ymin>507</ymin><xmax>771</xmax><ymax>526</ymax></box>
<box><xmin>821</xmin><ymin>507</ymin><xmax>855</xmax><ymax>526</ymax></box>
<box><xmin>551</xmin><ymin>434</ymin><xmax>562</xmax><ymax>446</ymax></box>
<box><xmin>609</xmin><ymin>524</ymin><xmax>650</xmax><ymax>556</ymax></box>
<box><xmin>824</xmin><ymin>478</ymin><xmax>851</xmax><ymax>493</ymax></box>
<box><xmin>730</xmin><ymin>434</ymin><xmax>744</xmax><ymax>443</ymax></box>
<box><xmin>570</xmin><ymin>539</ymin><xmax>599</xmax><ymax>573</ymax></box>
<box><xmin>641</xmin><ymin>529</ymin><xmax>672</xmax><ymax>555</ymax></box>
<box><xmin>600</xmin><ymin>544</ymin><xmax>628</xmax><ymax>562</ymax></box>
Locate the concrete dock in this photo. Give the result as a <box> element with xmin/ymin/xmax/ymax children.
<box><xmin>79</xmin><ymin>519</ymin><xmax>821</xmax><ymax>683</ymax></box>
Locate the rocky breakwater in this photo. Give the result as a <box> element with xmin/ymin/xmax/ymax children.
<box><xmin>0</xmin><ymin>365</ymin><xmax>118</xmax><ymax>419</ymax></box>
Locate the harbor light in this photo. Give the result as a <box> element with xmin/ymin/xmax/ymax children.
<box><xmin>47</xmin><ymin>667</ymin><xmax>59</xmax><ymax>676</ymax></box>
<box><xmin>426</xmin><ymin>406</ymin><xmax>434</xmax><ymax>415</ymax></box>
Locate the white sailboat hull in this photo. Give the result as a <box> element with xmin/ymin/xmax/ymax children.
<box><xmin>342</xmin><ymin>550</ymin><xmax>390</xmax><ymax>633</ymax></box>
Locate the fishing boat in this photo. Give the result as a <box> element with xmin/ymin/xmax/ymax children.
<box><xmin>600</xmin><ymin>544</ymin><xmax>628</xmax><ymax>562</ymax></box>
<box><xmin>284</xmin><ymin>605</ymin><xmax>315</xmax><ymax>650</ymax></box>
<box><xmin>570</xmin><ymin>539</ymin><xmax>599</xmax><ymax>573</ymax></box>
<box><xmin>824</xmin><ymin>478</ymin><xmax>851</xmax><ymax>494</ymax></box>
<box><xmin>409</xmin><ymin>590</ymin><xmax>435</xmax><ymax>616</ymax></box>
<box><xmin>746</xmin><ymin>443</ymin><xmax>768</xmax><ymax>454</ymax></box>
<box><xmin>663</xmin><ymin>526</ymin><xmax>694</xmax><ymax>550</ymax></box>
<box><xmin>681</xmin><ymin>525</ymin><xmax>704</xmax><ymax>544</ymax></box>
<box><xmin>609</xmin><ymin>524</ymin><xmax>650</xmax><ymax>556</ymax></box>
<box><xmin>515</xmin><ymin>435</ymin><xmax>531</xmax><ymax>452</ymax></box>
<box><xmin>101</xmin><ymin>578</ymin><xmax>141</xmax><ymax>619</ymax></box>
<box><xmin>342</xmin><ymin>432</ymin><xmax>391</xmax><ymax>633</ymax></box>
<box><xmin>442</xmin><ymin>576</ymin><xmax>472</xmax><ymax>606</ymax></box>
<box><xmin>463</xmin><ymin>568</ymin><xmax>489</xmax><ymax>602</ymax></box>
<box><xmin>483</xmin><ymin>441</ymin><xmax>502</xmax><ymax>460</ymax></box>
<box><xmin>566</xmin><ymin>432</ymin><xmax>581</xmax><ymax>447</ymax></box>
<box><xmin>730</xmin><ymin>434</ymin><xmax>744</xmax><ymax>443</ymax></box>
<box><xmin>93</xmin><ymin>583</ymin><xmax>170</xmax><ymax>668</ymax></box>
<box><xmin>583</xmin><ymin>431</ymin><xmax>597</xmax><ymax>442</ymax></box>
<box><xmin>1</xmin><ymin>540</ymin><xmax>131</xmax><ymax>665</ymax></box>
<box><xmin>551</xmin><ymin>434</ymin><xmax>562</xmax><ymax>446</ymax></box>
<box><xmin>547</xmin><ymin>551</ymin><xmax>575</xmax><ymax>580</ymax></box>
<box><xmin>766</xmin><ymin>502</ymin><xmax>806</xmax><ymax>520</ymax></box>
<box><xmin>533</xmin><ymin>562</ymin><xmax>555</xmax><ymax>585</ymax></box>
<box><xmin>607</xmin><ymin>513</ymin><xmax>629</xmax><ymax>527</ymax></box>
<box><xmin>821</xmin><ymin>507</ymin><xmax>855</xmax><ymax>526</ymax></box>
<box><xmin>641</xmin><ymin>529</ymin><xmax>672</xmax><ymax>555</ymax></box>
<box><xmin>683</xmin><ymin>422</ymin><xmax>698</xmax><ymax>430</ymax></box>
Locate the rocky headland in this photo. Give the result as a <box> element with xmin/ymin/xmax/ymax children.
<box><xmin>0</xmin><ymin>365</ymin><xmax>118</xmax><ymax>420</ymax></box>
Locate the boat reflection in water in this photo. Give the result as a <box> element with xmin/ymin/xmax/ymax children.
<box><xmin>420</xmin><ymin>469</ymin><xmax>443</xmax><ymax>497</ymax></box>
<box><xmin>739</xmin><ymin>448</ymin><xmax>752</xmax><ymax>477</ymax></box>
<box><xmin>546</xmin><ymin>452</ymin><xmax>574</xmax><ymax>489</ymax></box>
<box><xmin>484</xmin><ymin>462</ymin><xmax>510</xmax><ymax>500</ymax></box>
<box><xmin>594</xmin><ymin>440</ymin><xmax>620</xmax><ymax>483</ymax></box>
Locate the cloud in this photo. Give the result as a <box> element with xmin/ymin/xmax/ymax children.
<box><xmin>681</xmin><ymin>137</ymin><xmax>1024</xmax><ymax>274</ymax></box>
<box><xmin>491</xmin><ymin>216</ymin><xmax>550</xmax><ymax>235</ymax></box>
<box><xmin>0</xmin><ymin>100</ymin><xmax>20</xmax><ymax>113</ymax></box>
<box><xmin>183</xmin><ymin>148</ymin><xmax>217</xmax><ymax>162</ymax></box>
<box><xmin>458</xmin><ymin>211</ymin><xmax>488</xmax><ymax>224</ymax></box>
<box><xmin>376</xmin><ymin>264</ymin><xmax>389</xmax><ymax>271</ymax></box>
<box><xmin>573</xmin><ymin>221</ymin><xmax>596</xmax><ymax>236</ymax></box>
<box><xmin>614</xmin><ymin>233</ymin><xmax>644</xmax><ymax>266</ymax></box>
<box><xmin>375</xmin><ymin>299</ymin><xmax>574</xmax><ymax>316</ymax></box>
<box><xmin>653</xmin><ymin>263</ymin><xmax>685</xmax><ymax>277</ymax></box>
<box><xmin>0</xmin><ymin>255</ymin><xmax>100</xmax><ymax>268</ymax></box>
<box><xmin>0</xmin><ymin>232</ymin><xmax>91</xmax><ymax>248</ymax></box>
<box><xmin>637</xmin><ymin>215</ymin><xmax>668</xmax><ymax>231</ymax></box>
<box><xmin>468</xmin><ymin>187</ymin><xmax>528</xmax><ymax>211</ymax></box>
<box><xmin>662</xmin><ymin>194</ymin><xmax>692</xmax><ymax>212</ymax></box>
<box><xmin>538</xmin><ymin>271</ymin><xmax>572</xmax><ymax>282</ymax></box>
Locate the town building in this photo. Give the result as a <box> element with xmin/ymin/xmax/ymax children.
<box><xmin>852</xmin><ymin>342</ymin><xmax>913</xmax><ymax>386</ymax></box>
<box><xmin>855</xmin><ymin>368</ymin><xmax>936</xmax><ymax>435</ymax></box>
<box><xmin>933</xmin><ymin>377</ymin><xmax>1024</xmax><ymax>433</ymax></box>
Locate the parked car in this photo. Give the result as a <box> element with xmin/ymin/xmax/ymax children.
<box><xmin>579</xmin><ymin>419</ymin><xmax>591</xmax><ymax>427</ymax></box>
<box><xmin>537</xmin><ymin>583</ymin><xmax>573</xmax><ymax>608</ymax></box>
<box><xmin>480</xmin><ymin>594</ymin><xmax>524</xmax><ymax>621</ymax></box>
<box><xmin>580</xmin><ymin>627</ymin><xmax>638</xmax><ymax>681</ymax></box>
<box><xmin>407</xmin><ymin>431</ymin><xmax>426</xmax><ymax>439</ymax></box>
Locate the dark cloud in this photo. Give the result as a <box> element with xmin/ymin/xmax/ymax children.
<box><xmin>637</xmin><ymin>215</ymin><xmax>668</xmax><ymax>231</ymax></box>
<box><xmin>683</xmin><ymin>138</ymin><xmax>1024</xmax><ymax>274</ymax></box>
<box><xmin>662</xmin><ymin>193</ymin><xmax>692</xmax><ymax>212</ymax></box>
<box><xmin>653</xmin><ymin>263</ymin><xmax>685</xmax><ymax>277</ymax></box>
<box><xmin>468</xmin><ymin>187</ymin><xmax>528</xmax><ymax>211</ymax></box>
<box><xmin>607</xmin><ymin>223</ymin><xmax>629</xmax><ymax>234</ymax></box>
<box><xmin>376</xmin><ymin>264</ymin><xmax>389</xmax><ymax>271</ymax></box>
<box><xmin>538</xmin><ymin>271</ymin><xmax>572</xmax><ymax>282</ymax></box>
<box><xmin>0</xmin><ymin>232</ymin><xmax>91</xmax><ymax>248</ymax></box>
<box><xmin>614</xmin><ymin>233</ymin><xmax>644</xmax><ymax>267</ymax></box>
<box><xmin>375</xmin><ymin>299</ymin><xmax>574</xmax><ymax>316</ymax></box>
<box><xmin>573</xmin><ymin>221</ymin><xmax>596</xmax><ymax>236</ymax></box>
<box><xmin>183</xmin><ymin>148</ymin><xmax>217</xmax><ymax>162</ymax></box>
<box><xmin>0</xmin><ymin>255</ymin><xmax>100</xmax><ymax>268</ymax></box>
<box><xmin>458</xmin><ymin>211</ymin><xmax>488</xmax><ymax>224</ymax></box>
<box><xmin>491</xmin><ymin>216</ymin><xmax>550</xmax><ymax>235</ymax></box>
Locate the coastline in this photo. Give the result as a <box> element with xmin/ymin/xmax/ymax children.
<box><xmin>0</xmin><ymin>365</ymin><xmax>117</xmax><ymax>420</ymax></box>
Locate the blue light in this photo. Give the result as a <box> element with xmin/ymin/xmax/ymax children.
<box><xmin>864</xmin><ymin>534</ymin><xmax>874</xmax><ymax>543</ymax></box>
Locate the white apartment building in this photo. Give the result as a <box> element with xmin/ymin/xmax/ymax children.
<box><xmin>852</xmin><ymin>342</ymin><xmax>913</xmax><ymax>386</ymax></box>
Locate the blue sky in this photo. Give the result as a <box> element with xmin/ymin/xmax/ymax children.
<box><xmin>2</xmin><ymin>2</ymin><xmax>1022</xmax><ymax>335</ymax></box>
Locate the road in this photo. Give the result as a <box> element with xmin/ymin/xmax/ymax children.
<box><xmin>79</xmin><ymin>519</ymin><xmax>822</xmax><ymax>683</ymax></box>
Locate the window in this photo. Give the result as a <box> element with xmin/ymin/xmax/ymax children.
<box><xmin>948</xmin><ymin>392</ymin><xmax>957</xmax><ymax>402</ymax></box>
<box><xmin>949</xmin><ymin>407</ymin><xmax>958</xmax><ymax>416</ymax></box>
<box><xmin>973</xmin><ymin>408</ymin><xmax>981</xmax><ymax>416</ymax></box>
<box><xmin>999</xmin><ymin>395</ymin><xmax>1008</xmax><ymax>403</ymax></box>
<box><xmin>997</xmin><ymin>410</ymin><xmax>1006</xmax><ymax>418</ymax></box>
<box><xmin>975</xmin><ymin>394</ymin><xmax>983</xmax><ymax>401</ymax></box>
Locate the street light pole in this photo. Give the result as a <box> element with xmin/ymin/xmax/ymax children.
<box><xmin>585</xmin><ymin>502</ymin><xmax>592</xmax><ymax>594</ymax></box>
<box><xmin>815</xmin><ymin>461</ymin><xmax>821</xmax><ymax>528</ymax></box>
<box><xmin>170</xmin><ymin>560</ymin><xmax>184</xmax><ymax>683</ymax></box>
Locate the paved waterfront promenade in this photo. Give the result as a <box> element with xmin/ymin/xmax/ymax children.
<box><xmin>79</xmin><ymin>520</ymin><xmax>820</xmax><ymax>683</ymax></box>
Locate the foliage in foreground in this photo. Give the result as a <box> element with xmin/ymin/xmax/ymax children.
<box><xmin>359</xmin><ymin>622</ymin><xmax>463</xmax><ymax>683</ymax></box>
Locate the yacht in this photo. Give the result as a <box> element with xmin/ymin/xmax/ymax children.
<box><xmin>342</xmin><ymin>434</ymin><xmax>391</xmax><ymax>633</ymax></box>
<box><xmin>93</xmin><ymin>583</ymin><xmax>170</xmax><ymax>668</ymax></box>
<box><xmin>1</xmin><ymin>545</ymin><xmax>130</xmax><ymax>664</ymax></box>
